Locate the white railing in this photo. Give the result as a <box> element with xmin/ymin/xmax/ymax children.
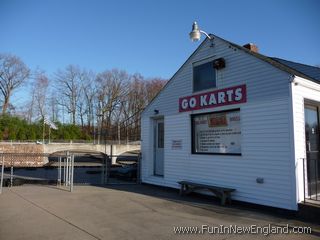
<box><xmin>0</xmin><ymin>140</ymin><xmax>141</xmax><ymax>145</ymax></box>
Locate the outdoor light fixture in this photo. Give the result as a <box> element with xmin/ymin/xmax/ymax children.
<box><xmin>189</xmin><ymin>21</ymin><xmax>213</xmax><ymax>42</ymax></box>
<box><xmin>213</xmin><ymin>58</ymin><xmax>226</xmax><ymax>70</ymax></box>
<box><xmin>154</xmin><ymin>109</ymin><xmax>159</xmax><ymax>115</ymax></box>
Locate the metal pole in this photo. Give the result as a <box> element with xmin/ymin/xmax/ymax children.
<box><xmin>137</xmin><ymin>153</ymin><xmax>141</xmax><ymax>184</ymax></box>
<box><xmin>118</xmin><ymin>123</ymin><xmax>120</xmax><ymax>145</ymax></box>
<box><xmin>58</xmin><ymin>157</ymin><xmax>61</xmax><ymax>186</ymax></box>
<box><xmin>72</xmin><ymin>155</ymin><xmax>74</xmax><ymax>190</ymax></box>
<box><xmin>308</xmin><ymin>157</ymin><xmax>311</xmax><ymax>200</ymax></box>
<box><xmin>10</xmin><ymin>165</ymin><xmax>13</xmax><ymax>187</ymax></box>
<box><xmin>43</xmin><ymin>118</ymin><xmax>45</xmax><ymax>144</ymax></box>
<box><xmin>108</xmin><ymin>145</ymin><xmax>113</xmax><ymax>183</ymax></box>
<box><xmin>106</xmin><ymin>155</ymin><xmax>109</xmax><ymax>184</ymax></box>
<box><xmin>49</xmin><ymin>126</ymin><xmax>51</xmax><ymax>144</ymax></box>
<box><xmin>101</xmin><ymin>155</ymin><xmax>105</xmax><ymax>184</ymax></box>
<box><xmin>68</xmin><ymin>156</ymin><xmax>72</xmax><ymax>186</ymax></box>
<box><xmin>0</xmin><ymin>155</ymin><xmax>4</xmax><ymax>194</ymax></box>
<box><xmin>110</xmin><ymin>144</ymin><xmax>113</xmax><ymax>164</ymax></box>
<box><xmin>70</xmin><ymin>155</ymin><xmax>74</xmax><ymax>192</ymax></box>
<box><xmin>315</xmin><ymin>158</ymin><xmax>318</xmax><ymax>201</ymax></box>
<box><xmin>68</xmin><ymin>151</ymin><xmax>71</xmax><ymax>186</ymax></box>
<box><xmin>93</xmin><ymin>113</ymin><xmax>96</xmax><ymax>145</ymax></box>
<box><xmin>97</xmin><ymin>115</ymin><xmax>101</xmax><ymax>145</ymax></box>
<box><xmin>66</xmin><ymin>156</ymin><xmax>69</xmax><ymax>186</ymax></box>
<box><xmin>303</xmin><ymin>158</ymin><xmax>306</xmax><ymax>203</ymax></box>
<box><xmin>63</xmin><ymin>157</ymin><xmax>66</xmax><ymax>186</ymax></box>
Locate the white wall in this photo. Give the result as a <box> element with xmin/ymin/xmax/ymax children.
<box><xmin>291</xmin><ymin>76</ymin><xmax>320</xmax><ymax>204</ymax></box>
<box><xmin>141</xmin><ymin>36</ymin><xmax>298</xmax><ymax>210</ymax></box>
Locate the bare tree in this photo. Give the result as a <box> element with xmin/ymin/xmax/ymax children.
<box><xmin>25</xmin><ymin>88</ymin><xmax>36</xmax><ymax>123</ymax></box>
<box><xmin>145</xmin><ymin>78</ymin><xmax>167</xmax><ymax>103</ymax></box>
<box><xmin>48</xmin><ymin>92</ymin><xmax>59</xmax><ymax>122</ymax></box>
<box><xmin>120</xmin><ymin>73</ymin><xmax>145</xmax><ymax>141</ymax></box>
<box><xmin>82</xmin><ymin>71</ymin><xmax>96</xmax><ymax>129</ymax></box>
<box><xmin>0</xmin><ymin>51</ymin><xmax>167</xmax><ymax>142</ymax></box>
<box><xmin>77</xmin><ymin>87</ymin><xmax>87</xmax><ymax>128</ymax></box>
<box><xmin>75</xmin><ymin>70</ymin><xmax>96</xmax><ymax>129</ymax></box>
<box><xmin>96</xmin><ymin>69</ymin><xmax>130</xmax><ymax>141</ymax></box>
<box><xmin>0</xmin><ymin>53</ymin><xmax>30</xmax><ymax>114</ymax></box>
<box><xmin>23</xmin><ymin>70</ymin><xmax>49</xmax><ymax>122</ymax></box>
<box><xmin>34</xmin><ymin>71</ymin><xmax>49</xmax><ymax>119</ymax></box>
<box><xmin>55</xmin><ymin>65</ymin><xmax>82</xmax><ymax>125</ymax></box>
<box><xmin>119</xmin><ymin>76</ymin><xmax>167</xmax><ymax>141</ymax></box>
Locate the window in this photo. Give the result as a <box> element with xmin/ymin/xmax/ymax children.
<box><xmin>157</xmin><ymin>122</ymin><xmax>164</xmax><ymax>148</ymax></box>
<box><xmin>193</xmin><ymin>61</ymin><xmax>216</xmax><ymax>92</ymax></box>
<box><xmin>192</xmin><ymin>109</ymin><xmax>241</xmax><ymax>155</ymax></box>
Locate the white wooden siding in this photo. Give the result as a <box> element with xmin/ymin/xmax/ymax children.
<box><xmin>141</xmin><ymin>36</ymin><xmax>297</xmax><ymax>210</ymax></box>
<box><xmin>142</xmin><ymin>37</ymin><xmax>291</xmax><ymax>117</ymax></box>
<box><xmin>291</xmin><ymin>76</ymin><xmax>320</xmax><ymax>204</ymax></box>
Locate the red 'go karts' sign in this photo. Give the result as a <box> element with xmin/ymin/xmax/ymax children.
<box><xmin>179</xmin><ymin>85</ymin><xmax>247</xmax><ymax>112</ymax></box>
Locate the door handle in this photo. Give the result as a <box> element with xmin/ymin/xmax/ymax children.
<box><xmin>307</xmin><ymin>141</ymin><xmax>311</xmax><ymax>152</ymax></box>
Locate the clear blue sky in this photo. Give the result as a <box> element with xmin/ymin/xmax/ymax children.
<box><xmin>0</xmin><ymin>0</ymin><xmax>319</xmax><ymax>81</ymax></box>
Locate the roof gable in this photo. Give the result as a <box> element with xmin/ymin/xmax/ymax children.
<box><xmin>142</xmin><ymin>33</ymin><xmax>319</xmax><ymax>114</ymax></box>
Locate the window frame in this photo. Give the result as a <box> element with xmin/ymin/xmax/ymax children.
<box><xmin>192</xmin><ymin>59</ymin><xmax>217</xmax><ymax>93</ymax></box>
<box><xmin>191</xmin><ymin>108</ymin><xmax>242</xmax><ymax>156</ymax></box>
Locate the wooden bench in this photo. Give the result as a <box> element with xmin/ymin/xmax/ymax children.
<box><xmin>178</xmin><ymin>180</ymin><xmax>235</xmax><ymax>205</ymax></box>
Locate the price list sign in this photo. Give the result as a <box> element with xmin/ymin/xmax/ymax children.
<box><xmin>193</xmin><ymin>110</ymin><xmax>241</xmax><ymax>154</ymax></box>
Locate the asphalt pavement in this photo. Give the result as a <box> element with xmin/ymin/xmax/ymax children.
<box><xmin>0</xmin><ymin>184</ymin><xmax>319</xmax><ymax>240</ymax></box>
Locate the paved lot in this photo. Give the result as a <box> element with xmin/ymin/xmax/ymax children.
<box><xmin>0</xmin><ymin>184</ymin><xmax>319</xmax><ymax>240</ymax></box>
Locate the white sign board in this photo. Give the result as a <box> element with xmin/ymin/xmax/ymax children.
<box><xmin>193</xmin><ymin>110</ymin><xmax>241</xmax><ymax>154</ymax></box>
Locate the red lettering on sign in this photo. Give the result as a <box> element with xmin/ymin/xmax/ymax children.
<box><xmin>179</xmin><ymin>85</ymin><xmax>246</xmax><ymax>112</ymax></box>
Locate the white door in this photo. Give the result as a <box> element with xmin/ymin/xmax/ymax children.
<box><xmin>154</xmin><ymin>119</ymin><xmax>164</xmax><ymax>176</ymax></box>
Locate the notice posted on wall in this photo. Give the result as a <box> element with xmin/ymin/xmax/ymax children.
<box><xmin>172</xmin><ymin>140</ymin><xmax>182</xmax><ymax>150</ymax></box>
<box><xmin>193</xmin><ymin>110</ymin><xmax>241</xmax><ymax>154</ymax></box>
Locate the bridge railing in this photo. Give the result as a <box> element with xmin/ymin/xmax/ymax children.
<box><xmin>0</xmin><ymin>140</ymin><xmax>40</xmax><ymax>144</ymax></box>
<box><xmin>0</xmin><ymin>140</ymin><xmax>141</xmax><ymax>145</ymax></box>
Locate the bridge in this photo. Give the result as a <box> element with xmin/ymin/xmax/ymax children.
<box><xmin>0</xmin><ymin>142</ymin><xmax>140</xmax><ymax>166</ymax></box>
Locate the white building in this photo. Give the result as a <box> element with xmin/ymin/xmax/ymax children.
<box><xmin>140</xmin><ymin>34</ymin><xmax>320</xmax><ymax>210</ymax></box>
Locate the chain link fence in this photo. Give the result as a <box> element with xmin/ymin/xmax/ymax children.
<box><xmin>0</xmin><ymin>151</ymin><xmax>141</xmax><ymax>194</ymax></box>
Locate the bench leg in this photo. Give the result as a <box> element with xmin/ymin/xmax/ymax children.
<box><xmin>209</xmin><ymin>189</ymin><xmax>225</xmax><ymax>205</ymax></box>
<box><xmin>180</xmin><ymin>184</ymin><xmax>194</xmax><ymax>196</ymax></box>
<box><xmin>180</xmin><ymin>184</ymin><xmax>186</xmax><ymax>196</ymax></box>
<box><xmin>220</xmin><ymin>194</ymin><xmax>227</xmax><ymax>205</ymax></box>
<box><xmin>227</xmin><ymin>193</ymin><xmax>232</xmax><ymax>204</ymax></box>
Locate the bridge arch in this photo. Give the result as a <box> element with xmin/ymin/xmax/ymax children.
<box><xmin>0</xmin><ymin>142</ymin><xmax>140</xmax><ymax>166</ymax></box>
<box><xmin>44</xmin><ymin>143</ymin><xmax>140</xmax><ymax>163</ymax></box>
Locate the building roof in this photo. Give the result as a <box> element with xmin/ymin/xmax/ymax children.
<box><xmin>270</xmin><ymin>57</ymin><xmax>320</xmax><ymax>82</ymax></box>
<box><xmin>223</xmin><ymin>36</ymin><xmax>320</xmax><ymax>84</ymax></box>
